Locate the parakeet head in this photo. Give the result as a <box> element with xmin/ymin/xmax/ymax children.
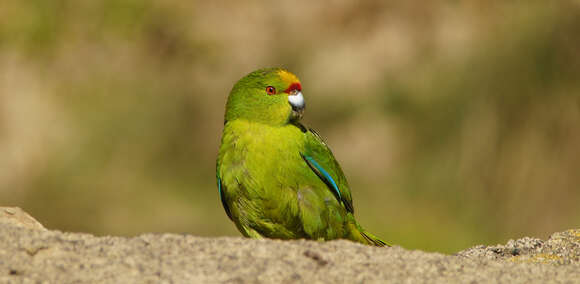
<box><xmin>225</xmin><ymin>68</ymin><xmax>305</xmax><ymax>126</ymax></box>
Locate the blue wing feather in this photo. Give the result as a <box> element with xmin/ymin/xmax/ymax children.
<box><xmin>217</xmin><ymin>176</ymin><xmax>233</xmax><ymax>220</ymax></box>
<box><xmin>301</xmin><ymin>154</ymin><xmax>343</xmax><ymax>205</ymax></box>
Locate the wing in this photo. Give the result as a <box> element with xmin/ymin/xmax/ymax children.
<box><xmin>301</xmin><ymin>128</ymin><xmax>354</xmax><ymax>213</ymax></box>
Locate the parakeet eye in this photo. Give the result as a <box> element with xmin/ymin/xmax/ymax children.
<box><xmin>266</xmin><ymin>86</ymin><xmax>277</xmax><ymax>95</ymax></box>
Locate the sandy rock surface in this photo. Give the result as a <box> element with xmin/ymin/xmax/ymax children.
<box><xmin>0</xmin><ymin>207</ymin><xmax>46</xmax><ymax>231</ymax></box>
<box><xmin>0</xmin><ymin>207</ymin><xmax>578</xmax><ymax>283</ymax></box>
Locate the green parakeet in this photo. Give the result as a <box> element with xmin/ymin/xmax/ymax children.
<box><xmin>216</xmin><ymin>68</ymin><xmax>388</xmax><ymax>246</ymax></box>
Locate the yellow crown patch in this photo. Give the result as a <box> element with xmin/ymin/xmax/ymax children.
<box><xmin>277</xmin><ymin>69</ymin><xmax>301</xmax><ymax>85</ymax></box>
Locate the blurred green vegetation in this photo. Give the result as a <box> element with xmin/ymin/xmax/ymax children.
<box><xmin>1</xmin><ymin>1</ymin><xmax>579</xmax><ymax>253</ymax></box>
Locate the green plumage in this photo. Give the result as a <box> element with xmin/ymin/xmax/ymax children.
<box><xmin>216</xmin><ymin>68</ymin><xmax>388</xmax><ymax>246</ymax></box>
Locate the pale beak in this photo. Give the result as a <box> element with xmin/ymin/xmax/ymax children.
<box><xmin>288</xmin><ymin>91</ymin><xmax>305</xmax><ymax>120</ymax></box>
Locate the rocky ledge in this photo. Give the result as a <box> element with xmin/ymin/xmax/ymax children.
<box><xmin>1</xmin><ymin>207</ymin><xmax>578</xmax><ymax>283</ymax></box>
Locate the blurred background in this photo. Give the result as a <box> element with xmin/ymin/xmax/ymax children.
<box><xmin>1</xmin><ymin>0</ymin><xmax>579</xmax><ymax>253</ymax></box>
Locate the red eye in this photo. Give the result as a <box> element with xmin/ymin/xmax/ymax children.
<box><xmin>266</xmin><ymin>86</ymin><xmax>276</xmax><ymax>95</ymax></box>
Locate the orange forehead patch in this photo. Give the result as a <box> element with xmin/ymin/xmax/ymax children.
<box><xmin>277</xmin><ymin>69</ymin><xmax>301</xmax><ymax>85</ymax></box>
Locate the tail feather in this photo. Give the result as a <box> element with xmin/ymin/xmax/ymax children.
<box><xmin>360</xmin><ymin>230</ymin><xmax>390</xmax><ymax>247</ymax></box>
<box><xmin>347</xmin><ymin>220</ymin><xmax>390</xmax><ymax>247</ymax></box>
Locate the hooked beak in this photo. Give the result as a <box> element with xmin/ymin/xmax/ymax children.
<box><xmin>288</xmin><ymin>91</ymin><xmax>305</xmax><ymax>120</ymax></box>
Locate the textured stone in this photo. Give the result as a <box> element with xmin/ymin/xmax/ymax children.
<box><xmin>0</xmin><ymin>207</ymin><xmax>46</xmax><ymax>231</ymax></box>
<box><xmin>0</xmin><ymin>209</ymin><xmax>578</xmax><ymax>283</ymax></box>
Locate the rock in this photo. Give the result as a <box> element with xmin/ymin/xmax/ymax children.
<box><xmin>0</xmin><ymin>209</ymin><xmax>578</xmax><ymax>283</ymax></box>
<box><xmin>457</xmin><ymin>229</ymin><xmax>580</xmax><ymax>265</ymax></box>
<box><xmin>0</xmin><ymin>207</ymin><xmax>46</xmax><ymax>231</ymax></box>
